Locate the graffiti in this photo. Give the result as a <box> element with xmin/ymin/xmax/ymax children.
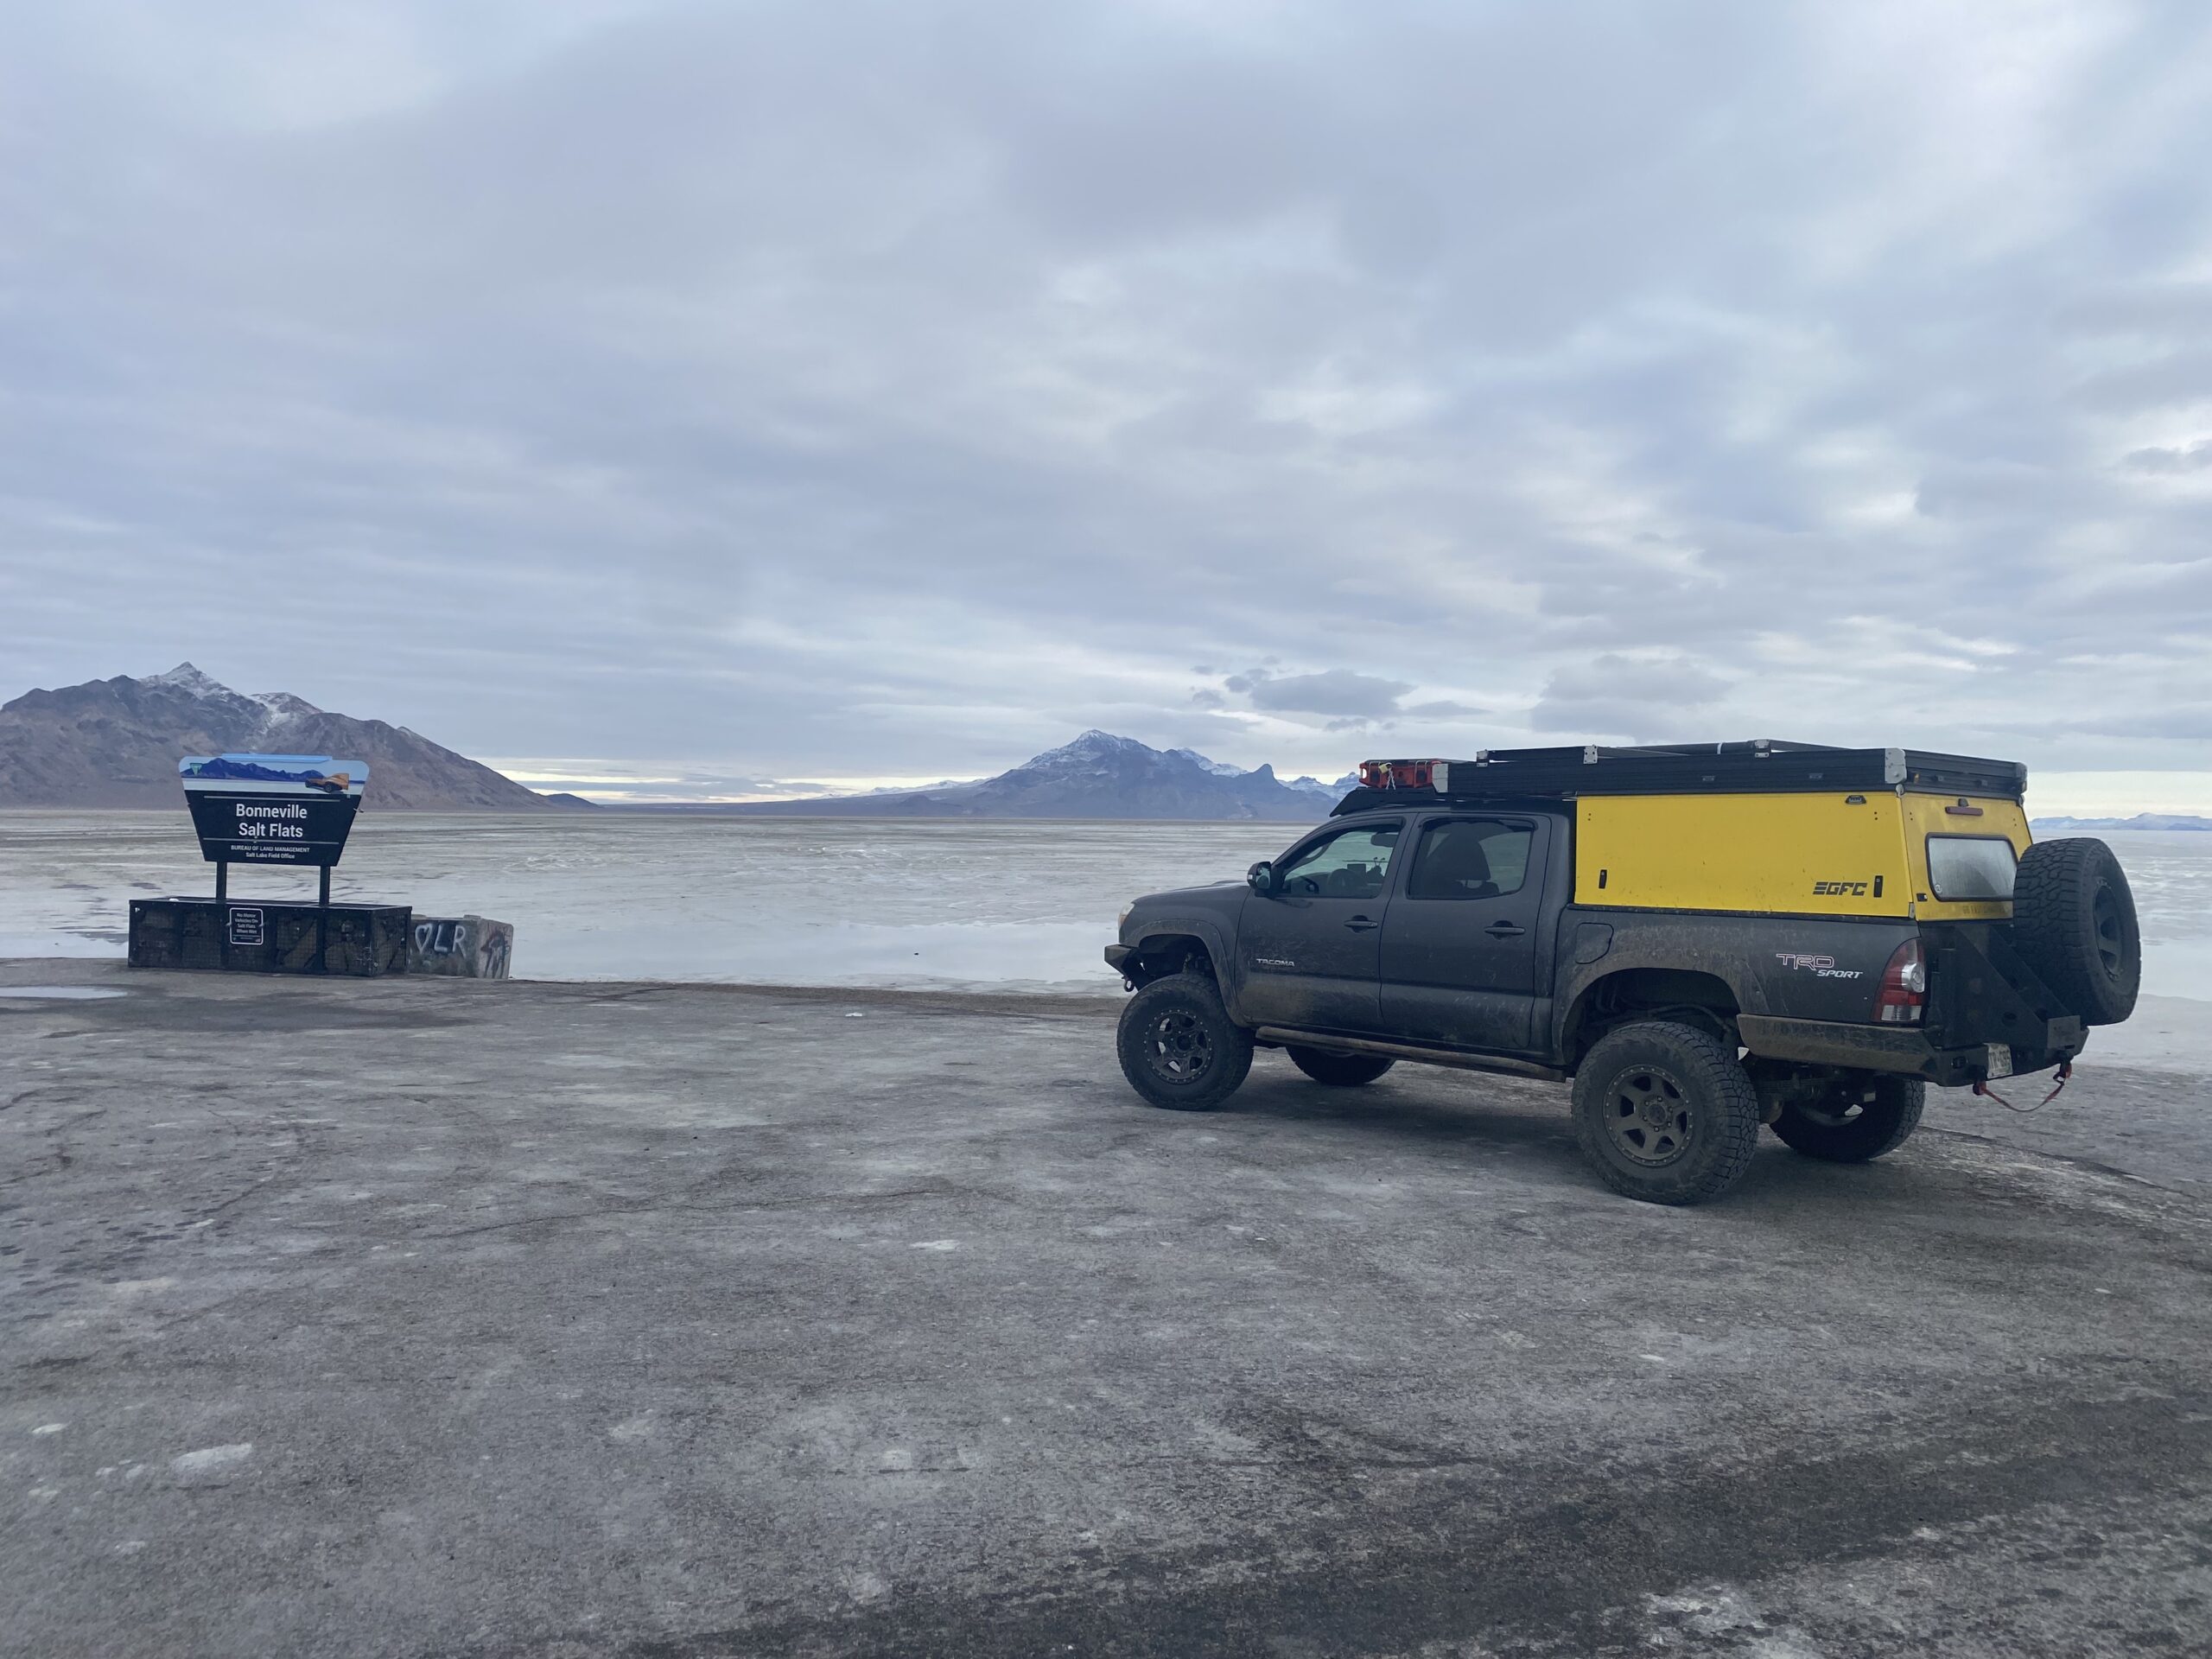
<box><xmin>415</xmin><ymin>918</ymin><xmax>470</xmax><ymax>958</ymax></box>
<box><xmin>408</xmin><ymin>914</ymin><xmax>513</xmax><ymax>979</ymax></box>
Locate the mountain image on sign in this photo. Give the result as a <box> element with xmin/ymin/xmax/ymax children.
<box><xmin>181</xmin><ymin>754</ymin><xmax>369</xmax><ymax>798</ymax></box>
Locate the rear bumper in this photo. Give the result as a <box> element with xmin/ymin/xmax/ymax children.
<box><xmin>1738</xmin><ymin>1014</ymin><xmax>2086</xmax><ymax>1086</ymax></box>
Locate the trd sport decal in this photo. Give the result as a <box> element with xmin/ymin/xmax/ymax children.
<box><xmin>1774</xmin><ymin>952</ymin><xmax>1865</xmax><ymax>979</ymax></box>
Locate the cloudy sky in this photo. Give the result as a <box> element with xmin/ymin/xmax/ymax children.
<box><xmin>4</xmin><ymin>1</ymin><xmax>2212</xmax><ymax>807</ymax></box>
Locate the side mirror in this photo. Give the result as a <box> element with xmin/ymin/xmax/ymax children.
<box><xmin>1247</xmin><ymin>861</ymin><xmax>1276</xmax><ymax>895</ymax></box>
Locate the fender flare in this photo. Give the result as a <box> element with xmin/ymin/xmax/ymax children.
<box><xmin>1128</xmin><ymin>918</ymin><xmax>1237</xmax><ymax>992</ymax></box>
<box><xmin>1551</xmin><ymin>933</ymin><xmax>1757</xmax><ymax>1065</ymax></box>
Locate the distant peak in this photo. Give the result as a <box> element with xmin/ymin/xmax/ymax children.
<box><xmin>143</xmin><ymin>662</ymin><xmax>235</xmax><ymax>699</ymax></box>
<box><xmin>1027</xmin><ymin>729</ymin><xmax>1153</xmax><ymax>762</ymax></box>
<box><xmin>1167</xmin><ymin>747</ymin><xmax>1247</xmax><ymax>778</ymax></box>
<box><xmin>252</xmin><ymin>690</ymin><xmax>322</xmax><ymax>720</ymax></box>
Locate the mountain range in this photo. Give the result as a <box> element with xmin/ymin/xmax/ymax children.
<box><xmin>0</xmin><ymin>668</ymin><xmax>1351</xmax><ymax>818</ymax></box>
<box><xmin>28</xmin><ymin>667</ymin><xmax>2187</xmax><ymax>829</ymax></box>
<box><xmin>0</xmin><ymin>664</ymin><xmax>558</xmax><ymax>810</ymax></box>
<box><xmin>2030</xmin><ymin>814</ymin><xmax>2212</xmax><ymax>833</ymax></box>
<box><xmin>694</xmin><ymin>730</ymin><xmax>1351</xmax><ymax>820</ymax></box>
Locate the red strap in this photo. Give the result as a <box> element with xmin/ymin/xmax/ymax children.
<box><xmin>1974</xmin><ymin>1060</ymin><xmax>2072</xmax><ymax>1113</ymax></box>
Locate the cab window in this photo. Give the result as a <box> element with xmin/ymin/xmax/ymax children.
<box><xmin>1274</xmin><ymin>823</ymin><xmax>1402</xmax><ymax>899</ymax></box>
<box><xmin>1408</xmin><ymin>818</ymin><xmax>1534</xmax><ymax>899</ymax></box>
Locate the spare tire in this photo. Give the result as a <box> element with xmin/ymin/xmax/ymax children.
<box><xmin>2010</xmin><ymin>838</ymin><xmax>2139</xmax><ymax>1026</ymax></box>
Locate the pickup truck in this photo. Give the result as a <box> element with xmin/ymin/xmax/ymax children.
<box><xmin>1103</xmin><ymin>742</ymin><xmax>2140</xmax><ymax>1205</ymax></box>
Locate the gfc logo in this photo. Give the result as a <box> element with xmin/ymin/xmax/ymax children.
<box><xmin>1812</xmin><ymin>880</ymin><xmax>1870</xmax><ymax>896</ymax></box>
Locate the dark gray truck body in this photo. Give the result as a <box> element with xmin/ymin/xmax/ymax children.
<box><xmin>1105</xmin><ymin>803</ymin><xmax>2085</xmax><ymax>1089</ymax></box>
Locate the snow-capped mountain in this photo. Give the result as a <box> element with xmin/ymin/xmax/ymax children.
<box><xmin>0</xmin><ymin>669</ymin><xmax>1361</xmax><ymax>820</ymax></box>
<box><xmin>0</xmin><ymin>664</ymin><xmax>563</xmax><ymax>810</ymax></box>
<box><xmin>719</xmin><ymin>729</ymin><xmax>1349</xmax><ymax>820</ymax></box>
<box><xmin>1165</xmin><ymin>745</ymin><xmax>1345</xmax><ymax>797</ymax></box>
<box><xmin>1167</xmin><ymin>747</ymin><xmax>1249</xmax><ymax>779</ymax></box>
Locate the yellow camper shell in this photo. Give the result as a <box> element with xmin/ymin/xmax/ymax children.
<box><xmin>1573</xmin><ymin>791</ymin><xmax>2031</xmax><ymax>921</ymax></box>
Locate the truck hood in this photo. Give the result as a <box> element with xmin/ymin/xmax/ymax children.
<box><xmin>1120</xmin><ymin>881</ymin><xmax>1248</xmax><ymax>942</ymax></box>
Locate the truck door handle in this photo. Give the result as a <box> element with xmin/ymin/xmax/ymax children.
<box><xmin>1344</xmin><ymin>917</ymin><xmax>1379</xmax><ymax>932</ymax></box>
<box><xmin>1485</xmin><ymin>921</ymin><xmax>1526</xmax><ymax>938</ymax></box>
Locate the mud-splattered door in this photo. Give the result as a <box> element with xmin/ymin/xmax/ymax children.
<box><xmin>1236</xmin><ymin>820</ymin><xmax>1403</xmax><ymax>1033</ymax></box>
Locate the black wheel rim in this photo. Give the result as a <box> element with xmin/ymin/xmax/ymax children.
<box><xmin>1146</xmin><ymin>1008</ymin><xmax>1214</xmax><ymax>1085</ymax></box>
<box><xmin>1605</xmin><ymin>1063</ymin><xmax>1693</xmax><ymax>1166</ymax></box>
<box><xmin>2093</xmin><ymin>886</ymin><xmax>2124</xmax><ymax>979</ymax></box>
<box><xmin>1797</xmin><ymin>1088</ymin><xmax>1872</xmax><ymax>1130</ymax></box>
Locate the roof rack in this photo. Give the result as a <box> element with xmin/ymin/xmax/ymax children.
<box><xmin>1331</xmin><ymin>740</ymin><xmax>2026</xmax><ymax>816</ymax></box>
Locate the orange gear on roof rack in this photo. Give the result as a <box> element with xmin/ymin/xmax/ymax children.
<box><xmin>1356</xmin><ymin>759</ymin><xmax>1448</xmax><ymax>791</ymax></box>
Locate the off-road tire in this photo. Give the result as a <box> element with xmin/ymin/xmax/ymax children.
<box><xmin>1286</xmin><ymin>1047</ymin><xmax>1396</xmax><ymax>1086</ymax></box>
<box><xmin>1770</xmin><ymin>1073</ymin><xmax>1925</xmax><ymax>1163</ymax></box>
<box><xmin>2011</xmin><ymin>837</ymin><xmax>2140</xmax><ymax>1026</ymax></box>
<box><xmin>1572</xmin><ymin>1021</ymin><xmax>1761</xmax><ymax>1205</ymax></box>
<box><xmin>1116</xmin><ymin>973</ymin><xmax>1255</xmax><ymax>1112</ymax></box>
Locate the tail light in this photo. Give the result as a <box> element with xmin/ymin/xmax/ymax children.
<box><xmin>1875</xmin><ymin>938</ymin><xmax>1926</xmax><ymax>1024</ymax></box>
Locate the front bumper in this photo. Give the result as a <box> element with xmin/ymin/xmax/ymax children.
<box><xmin>1738</xmin><ymin>1014</ymin><xmax>2086</xmax><ymax>1087</ymax></box>
<box><xmin>1104</xmin><ymin>944</ymin><xmax>1134</xmax><ymax>974</ymax></box>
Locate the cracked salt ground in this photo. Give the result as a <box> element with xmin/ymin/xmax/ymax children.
<box><xmin>1637</xmin><ymin>1586</ymin><xmax>1821</xmax><ymax>1655</ymax></box>
<box><xmin>168</xmin><ymin>1444</ymin><xmax>253</xmax><ymax>1482</ymax></box>
<box><xmin>3</xmin><ymin>961</ymin><xmax>2211</xmax><ymax>1656</ymax></box>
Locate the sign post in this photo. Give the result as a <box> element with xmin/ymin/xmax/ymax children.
<box><xmin>179</xmin><ymin>754</ymin><xmax>368</xmax><ymax>976</ymax></box>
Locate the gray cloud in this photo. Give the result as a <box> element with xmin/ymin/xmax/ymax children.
<box><xmin>1400</xmin><ymin>700</ymin><xmax>1485</xmax><ymax>719</ymax></box>
<box><xmin>1530</xmin><ymin>655</ymin><xmax>1728</xmax><ymax>740</ymax></box>
<box><xmin>1241</xmin><ymin>668</ymin><xmax>1414</xmax><ymax>720</ymax></box>
<box><xmin>2127</xmin><ymin>442</ymin><xmax>2212</xmax><ymax>474</ymax></box>
<box><xmin>2</xmin><ymin>1</ymin><xmax>2210</xmax><ymax>797</ymax></box>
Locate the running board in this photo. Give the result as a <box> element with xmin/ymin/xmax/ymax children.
<box><xmin>1252</xmin><ymin>1027</ymin><xmax>1565</xmax><ymax>1083</ymax></box>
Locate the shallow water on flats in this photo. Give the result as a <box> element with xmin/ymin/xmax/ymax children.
<box><xmin>0</xmin><ymin>812</ymin><xmax>1291</xmax><ymax>993</ymax></box>
<box><xmin>4</xmin><ymin>812</ymin><xmax>2212</xmax><ymax>1004</ymax></box>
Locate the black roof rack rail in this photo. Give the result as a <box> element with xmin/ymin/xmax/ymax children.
<box><xmin>1331</xmin><ymin>741</ymin><xmax>2026</xmax><ymax>816</ymax></box>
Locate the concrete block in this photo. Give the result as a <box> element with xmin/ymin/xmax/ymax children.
<box><xmin>408</xmin><ymin>914</ymin><xmax>513</xmax><ymax>978</ymax></box>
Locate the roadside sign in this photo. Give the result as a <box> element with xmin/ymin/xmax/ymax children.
<box><xmin>180</xmin><ymin>754</ymin><xmax>369</xmax><ymax>868</ymax></box>
<box><xmin>227</xmin><ymin>907</ymin><xmax>265</xmax><ymax>946</ymax></box>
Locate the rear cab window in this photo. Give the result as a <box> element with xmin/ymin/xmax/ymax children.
<box><xmin>1406</xmin><ymin>818</ymin><xmax>1535</xmax><ymax>899</ymax></box>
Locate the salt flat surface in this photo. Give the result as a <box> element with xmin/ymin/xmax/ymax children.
<box><xmin>0</xmin><ymin>810</ymin><xmax>1291</xmax><ymax>993</ymax></box>
<box><xmin>4</xmin><ymin>965</ymin><xmax>2209</xmax><ymax>1656</ymax></box>
<box><xmin>4</xmin><ymin>810</ymin><xmax>2210</xmax><ymax>1016</ymax></box>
